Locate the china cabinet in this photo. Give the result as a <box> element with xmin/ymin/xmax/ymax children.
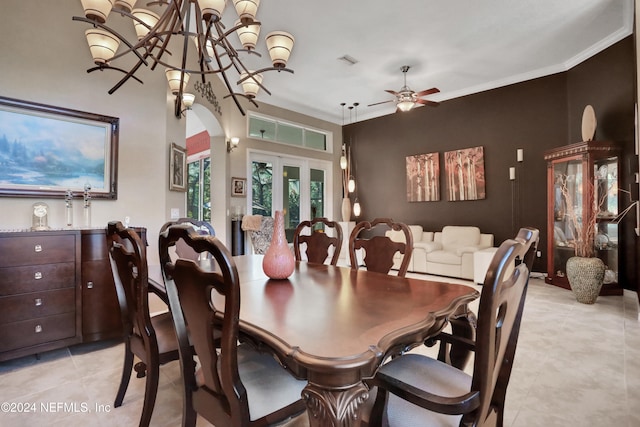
<box><xmin>544</xmin><ymin>141</ymin><xmax>623</xmax><ymax>295</ymax></box>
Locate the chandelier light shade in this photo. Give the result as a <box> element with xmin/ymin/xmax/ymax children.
<box><xmin>73</xmin><ymin>0</ymin><xmax>295</xmax><ymax>117</ymax></box>
<box><xmin>131</xmin><ymin>8</ymin><xmax>160</xmax><ymax>40</ymax></box>
<box><xmin>235</xmin><ymin>20</ymin><xmax>260</xmax><ymax>50</ymax></box>
<box><xmin>265</xmin><ymin>31</ymin><xmax>295</xmax><ymax>68</ymax></box>
<box><xmin>113</xmin><ymin>0</ymin><xmax>137</xmax><ymax>12</ymax></box>
<box><xmin>239</xmin><ymin>72</ymin><xmax>263</xmax><ymax>98</ymax></box>
<box><xmin>339</xmin><ymin>155</ymin><xmax>348</xmax><ymax>170</ymax></box>
<box><xmin>233</xmin><ymin>0</ymin><xmax>260</xmax><ymax>24</ymax></box>
<box><xmin>197</xmin><ymin>0</ymin><xmax>226</xmax><ymax>22</ymax></box>
<box><xmin>85</xmin><ymin>28</ymin><xmax>120</xmax><ymax>64</ymax></box>
<box><xmin>80</xmin><ymin>0</ymin><xmax>114</xmax><ymax>24</ymax></box>
<box><xmin>166</xmin><ymin>69</ymin><xmax>190</xmax><ymax>94</ymax></box>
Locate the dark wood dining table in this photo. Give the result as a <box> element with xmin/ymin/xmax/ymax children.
<box><xmin>148</xmin><ymin>255</ymin><xmax>479</xmax><ymax>427</ymax></box>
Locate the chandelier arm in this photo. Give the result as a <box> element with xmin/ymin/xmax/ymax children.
<box><xmin>86</xmin><ymin>65</ymin><xmax>144</xmax><ymax>84</ymax></box>
<box><xmin>71</xmin><ymin>16</ymin><xmax>148</xmax><ymax>66</ymax></box>
<box><xmin>208</xmin><ymin>33</ymin><xmax>246</xmax><ymax>116</ymax></box>
<box><xmin>223</xmin><ymin>93</ymin><xmax>259</xmax><ymax>108</ymax></box>
<box><xmin>148</xmin><ymin>1</ymin><xmax>183</xmax><ymax>71</ymax></box>
<box><xmin>108</xmin><ymin>59</ymin><xmax>147</xmax><ymax>94</ymax></box>
<box><xmin>242</xmin><ymin>66</ymin><xmax>294</xmax><ymax>78</ymax></box>
<box><xmin>234</xmin><ymin>64</ymin><xmax>272</xmax><ymax>97</ymax></box>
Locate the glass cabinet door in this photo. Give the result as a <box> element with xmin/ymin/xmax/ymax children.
<box><xmin>552</xmin><ymin>158</ymin><xmax>582</xmax><ymax>280</ymax></box>
<box><xmin>594</xmin><ymin>157</ymin><xmax>619</xmax><ymax>283</ymax></box>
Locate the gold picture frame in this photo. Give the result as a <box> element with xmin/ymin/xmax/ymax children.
<box><xmin>169</xmin><ymin>142</ymin><xmax>187</xmax><ymax>192</ymax></box>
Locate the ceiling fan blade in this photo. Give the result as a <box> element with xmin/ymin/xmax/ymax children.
<box><xmin>384</xmin><ymin>89</ymin><xmax>399</xmax><ymax>95</ymax></box>
<box><xmin>415</xmin><ymin>98</ymin><xmax>440</xmax><ymax>107</ymax></box>
<box><xmin>415</xmin><ymin>87</ymin><xmax>440</xmax><ymax>97</ymax></box>
<box><xmin>367</xmin><ymin>99</ymin><xmax>394</xmax><ymax>107</ymax></box>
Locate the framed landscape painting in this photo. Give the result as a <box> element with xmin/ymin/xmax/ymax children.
<box><xmin>0</xmin><ymin>96</ymin><xmax>118</xmax><ymax>199</ymax></box>
<box><xmin>406</xmin><ymin>152</ymin><xmax>440</xmax><ymax>202</ymax></box>
<box><xmin>444</xmin><ymin>146</ymin><xmax>486</xmax><ymax>201</ymax></box>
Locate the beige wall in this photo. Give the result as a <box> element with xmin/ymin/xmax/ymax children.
<box><xmin>0</xmin><ymin>0</ymin><xmax>343</xmax><ymax>262</ymax></box>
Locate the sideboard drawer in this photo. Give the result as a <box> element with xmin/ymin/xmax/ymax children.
<box><xmin>0</xmin><ymin>312</ymin><xmax>76</xmax><ymax>353</ymax></box>
<box><xmin>0</xmin><ymin>234</ymin><xmax>76</xmax><ymax>267</ymax></box>
<box><xmin>0</xmin><ymin>288</ymin><xmax>76</xmax><ymax>324</ymax></box>
<box><xmin>0</xmin><ymin>262</ymin><xmax>76</xmax><ymax>296</ymax></box>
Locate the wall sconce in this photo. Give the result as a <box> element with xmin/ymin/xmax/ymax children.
<box><xmin>227</xmin><ymin>137</ymin><xmax>240</xmax><ymax>153</ymax></box>
<box><xmin>175</xmin><ymin>92</ymin><xmax>195</xmax><ymax>118</ymax></box>
<box><xmin>509</xmin><ymin>167</ymin><xmax>516</xmax><ymax>181</ymax></box>
<box><xmin>517</xmin><ymin>148</ymin><xmax>524</xmax><ymax>162</ymax></box>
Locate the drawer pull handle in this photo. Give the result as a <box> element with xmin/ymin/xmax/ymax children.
<box><xmin>34</xmin><ymin>298</ymin><xmax>43</xmax><ymax>306</ymax></box>
<box><xmin>34</xmin><ymin>245</ymin><xmax>42</xmax><ymax>253</ymax></box>
<box><xmin>34</xmin><ymin>272</ymin><xmax>43</xmax><ymax>280</ymax></box>
<box><xmin>35</xmin><ymin>325</ymin><xmax>42</xmax><ymax>333</ymax></box>
<box><xmin>87</xmin><ymin>281</ymin><xmax>94</xmax><ymax>289</ymax></box>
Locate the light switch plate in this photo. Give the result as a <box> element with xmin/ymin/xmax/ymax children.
<box><xmin>170</xmin><ymin>208</ymin><xmax>179</xmax><ymax>219</ymax></box>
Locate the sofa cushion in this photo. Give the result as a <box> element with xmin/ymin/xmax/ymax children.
<box><xmin>454</xmin><ymin>246</ymin><xmax>483</xmax><ymax>256</ymax></box>
<box><xmin>441</xmin><ymin>226</ymin><xmax>481</xmax><ymax>251</ymax></box>
<box><xmin>386</xmin><ymin>225</ymin><xmax>425</xmax><ymax>244</ymax></box>
<box><xmin>427</xmin><ymin>250</ymin><xmax>462</xmax><ymax>265</ymax></box>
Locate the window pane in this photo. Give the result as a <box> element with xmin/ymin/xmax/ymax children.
<box><xmin>252</xmin><ymin>161</ymin><xmax>273</xmax><ymax>216</ymax></box>
<box><xmin>283</xmin><ymin>165</ymin><xmax>300</xmax><ymax>242</ymax></box>
<box><xmin>310</xmin><ymin>168</ymin><xmax>325</xmax><ymax>220</ymax></box>
<box><xmin>278</xmin><ymin>124</ymin><xmax>303</xmax><ymax>146</ymax></box>
<box><xmin>249</xmin><ymin>117</ymin><xmax>276</xmax><ymax>140</ymax></box>
<box><xmin>187</xmin><ymin>160</ymin><xmax>201</xmax><ymax>219</ymax></box>
<box><xmin>203</xmin><ymin>157</ymin><xmax>211</xmax><ymax>222</ymax></box>
<box><xmin>306</xmin><ymin>130</ymin><xmax>327</xmax><ymax>151</ymax></box>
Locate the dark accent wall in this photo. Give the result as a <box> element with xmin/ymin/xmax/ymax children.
<box><xmin>345</xmin><ymin>36</ymin><xmax>636</xmax><ymax>288</ymax></box>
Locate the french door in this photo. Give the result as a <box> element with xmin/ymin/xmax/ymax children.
<box><xmin>248</xmin><ymin>151</ymin><xmax>332</xmax><ymax>242</ymax></box>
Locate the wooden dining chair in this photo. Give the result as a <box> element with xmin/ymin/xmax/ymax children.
<box><xmin>159</xmin><ymin>217</ymin><xmax>215</xmax><ymax>261</ymax></box>
<box><xmin>293</xmin><ymin>217</ymin><xmax>343</xmax><ymax>265</ymax></box>
<box><xmin>349</xmin><ymin>217</ymin><xmax>413</xmax><ymax>276</ymax></box>
<box><xmin>158</xmin><ymin>224</ymin><xmax>308</xmax><ymax>427</ymax></box>
<box><xmin>365</xmin><ymin>227</ymin><xmax>539</xmax><ymax>427</ymax></box>
<box><xmin>107</xmin><ymin>221</ymin><xmax>182</xmax><ymax>427</ymax></box>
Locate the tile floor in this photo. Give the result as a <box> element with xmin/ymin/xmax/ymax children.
<box><xmin>0</xmin><ymin>276</ymin><xmax>638</xmax><ymax>427</ymax></box>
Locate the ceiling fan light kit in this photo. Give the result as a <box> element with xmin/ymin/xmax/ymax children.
<box><xmin>368</xmin><ymin>65</ymin><xmax>440</xmax><ymax>112</ymax></box>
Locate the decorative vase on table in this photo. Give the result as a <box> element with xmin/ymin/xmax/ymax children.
<box><xmin>566</xmin><ymin>256</ymin><xmax>605</xmax><ymax>304</ymax></box>
<box><xmin>262</xmin><ymin>210</ymin><xmax>295</xmax><ymax>279</ymax></box>
<box><xmin>341</xmin><ymin>197</ymin><xmax>351</xmax><ymax>222</ymax></box>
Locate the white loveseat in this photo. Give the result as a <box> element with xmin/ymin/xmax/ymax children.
<box><xmin>386</xmin><ymin>225</ymin><xmax>494</xmax><ymax>280</ymax></box>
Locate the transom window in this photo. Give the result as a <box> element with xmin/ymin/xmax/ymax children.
<box><xmin>248</xmin><ymin>112</ymin><xmax>331</xmax><ymax>152</ymax></box>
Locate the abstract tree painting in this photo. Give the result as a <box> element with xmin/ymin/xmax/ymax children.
<box><xmin>444</xmin><ymin>146</ymin><xmax>486</xmax><ymax>201</ymax></box>
<box><xmin>406</xmin><ymin>152</ymin><xmax>440</xmax><ymax>202</ymax></box>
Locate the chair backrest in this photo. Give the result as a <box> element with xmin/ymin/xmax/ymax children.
<box><xmin>106</xmin><ymin>221</ymin><xmax>153</xmax><ymax>349</ymax></box>
<box><xmin>293</xmin><ymin>217</ymin><xmax>343</xmax><ymax>265</ymax></box>
<box><xmin>249</xmin><ymin>216</ymin><xmax>274</xmax><ymax>254</ymax></box>
<box><xmin>467</xmin><ymin>227</ymin><xmax>539</xmax><ymax>425</ymax></box>
<box><xmin>160</xmin><ymin>218</ymin><xmax>215</xmax><ymax>261</ymax></box>
<box><xmin>349</xmin><ymin>218</ymin><xmax>413</xmax><ymax>276</ymax></box>
<box><xmin>158</xmin><ymin>224</ymin><xmax>251</xmax><ymax>425</ymax></box>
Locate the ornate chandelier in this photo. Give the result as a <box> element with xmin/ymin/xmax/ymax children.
<box><xmin>74</xmin><ymin>0</ymin><xmax>295</xmax><ymax>117</ymax></box>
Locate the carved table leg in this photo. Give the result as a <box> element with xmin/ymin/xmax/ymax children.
<box><xmin>302</xmin><ymin>381</ymin><xmax>369</xmax><ymax>427</ymax></box>
<box><xmin>448</xmin><ymin>307</ymin><xmax>477</xmax><ymax>370</ymax></box>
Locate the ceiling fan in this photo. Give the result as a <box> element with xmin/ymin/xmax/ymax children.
<box><xmin>368</xmin><ymin>65</ymin><xmax>440</xmax><ymax>112</ymax></box>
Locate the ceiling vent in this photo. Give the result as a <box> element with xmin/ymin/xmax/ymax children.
<box><xmin>337</xmin><ymin>55</ymin><xmax>358</xmax><ymax>66</ymax></box>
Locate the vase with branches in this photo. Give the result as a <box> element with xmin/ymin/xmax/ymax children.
<box><xmin>558</xmin><ymin>171</ymin><xmax>634</xmax><ymax>303</ymax></box>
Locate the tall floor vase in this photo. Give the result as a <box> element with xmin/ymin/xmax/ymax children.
<box><xmin>341</xmin><ymin>197</ymin><xmax>351</xmax><ymax>222</ymax></box>
<box><xmin>262</xmin><ymin>210</ymin><xmax>295</xmax><ymax>279</ymax></box>
<box><xmin>566</xmin><ymin>256</ymin><xmax>605</xmax><ymax>304</ymax></box>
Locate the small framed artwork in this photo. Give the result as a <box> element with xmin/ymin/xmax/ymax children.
<box><xmin>231</xmin><ymin>177</ymin><xmax>246</xmax><ymax>197</ymax></box>
<box><xmin>169</xmin><ymin>142</ymin><xmax>187</xmax><ymax>192</ymax></box>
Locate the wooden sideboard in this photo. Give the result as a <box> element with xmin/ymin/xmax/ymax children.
<box><xmin>0</xmin><ymin>227</ymin><xmax>146</xmax><ymax>362</ymax></box>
